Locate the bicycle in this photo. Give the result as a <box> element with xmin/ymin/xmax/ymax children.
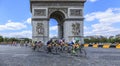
<box><xmin>71</xmin><ymin>44</ymin><xmax>87</xmax><ymax>57</ymax></box>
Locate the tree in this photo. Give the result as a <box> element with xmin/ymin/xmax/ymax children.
<box><xmin>3</xmin><ymin>37</ymin><xmax>9</xmax><ymax>43</ymax></box>
<box><xmin>90</xmin><ymin>38</ymin><xmax>98</xmax><ymax>43</ymax></box>
<box><xmin>84</xmin><ymin>39</ymin><xmax>90</xmax><ymax>43</ymax></box>
<box><xmin>24</xmin><ymin>38</ymin><xmax>30</xmax><ymax>42</ymax></box>
<box><xmin>108</xmin><ymin>38</ymin><xmax>115</xmax><ymax>43</ymax></box>
<box><xmin>8</xmin><ymin>37</ymin><xmax>19</xmax><ymax>42</ymax></box>
<box><xmin>115</xmin><ymin>37</ymin><xmax>120</xmax><ymax>43</ymax></box>
<box><xmin>100</xmin><ymin>37</ymin><xmax>107</xmax><ymax>43</ymax></box>
<box><xmin>0</xmin><ymin>36</ymin><xmax>3</xmax><ymax>42</ymax></box>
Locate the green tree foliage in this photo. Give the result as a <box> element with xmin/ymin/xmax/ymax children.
<box><xmin>23</xmin><ymin>38</ymin><xmax>31</xmax><ymax>42</ymax></box>
<box><xmin>84</xmin><ymin>37</ymin><xmax>120</xmax><ymax>44</ymax></box>
<box><xmin>0</xmin><ymin>36</ymin><xmax>3</xmax><ymax>42</ymax></box>
<box><xmin>8</xmin><ymin>37</ymin><xmax>18</xmax><ymax>42</ymax></box>
<box><xmin>115</xmin><ymin>38</ymin><xmax>120</xmax><ymax>43</ymax></box>
<box><xmin>84</xmin><ymin>39</ymin><xmax>90</xmax><ymax>43</ymax></box>
<box><xmin>100</xmin><ymin>37</ymin><xmax>108</xmax><ymax>43</ymax></box>
<box><xmin>108</xmin><ymin>38</ymin><xmax>115</xmax><ymax>43</ymax></box>
<box><xmin>0</xmin><ymin>35</ymin><xmax>32</xmax><ymax>44</ymax></box>
<box><xmin>3</xmin><ymin>37</ymin><xmax>9</xmax><ymax>43</ymax></box>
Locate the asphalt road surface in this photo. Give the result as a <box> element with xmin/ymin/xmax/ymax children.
<box><xmin>0</xmin><ymin>45</ymin><xmax>120</xmax><ymax>66</ymax></box>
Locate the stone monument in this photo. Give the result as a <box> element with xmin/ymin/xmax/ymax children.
<box><xmin>30</xmin><ymin>0</ymin><xmax>86</xmax><ymax>44</ymax></box>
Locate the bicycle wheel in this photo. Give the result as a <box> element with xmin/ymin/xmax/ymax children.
<box><xmin>38</xmin><ymin>45</ymin><xmax>45</xmax><ymax>52</ymax></box>
<box><xmin>77</xmin><ymin>48</ymin><xmax>87</xmax><ymax>57</ymax></box>
<box><xmin>43</xmin><ymin>45</ymin><xmax>48</xmax><ymax>52</ymax></box>
<box><xmin>51</xmin><ymin>46</ymin><xmax>58</xmax><ymax>54</ymax></box>
<box><xmin>35</xmin><ymin>46</ymin><xmax>40</xmax><ymax>51</ymax></box>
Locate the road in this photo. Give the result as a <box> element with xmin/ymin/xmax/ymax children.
<box><xmin>0</xmin><ymin>45</ymin><xmax>120</xmax><ymax>66</ymax></box>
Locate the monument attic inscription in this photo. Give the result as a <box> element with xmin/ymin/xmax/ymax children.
<box><xmin>30</xmin><ymin>0</ymin><xmax>86</xmax><ymax>44</ymax></box>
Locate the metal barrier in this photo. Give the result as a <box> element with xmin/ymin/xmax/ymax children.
<box><xmin>84</xmin><ymin>44</ymin><xmax>89</xmax><ymax>47</ymax></box>
<box><xmin>103</xmin><ymin>44</ymin><xmax>110</xmax><ymax>48</ymax></box>
<box><xmin>116</xmin><ymin>44</ymin><xmax>120</xmax><ymax>49</ymax></box>
<box><xmin>92</xmin><ymin>44</ymin><xmax>98</xmax><ymax>48</ymax></box>
<box><xmin>83</xmin><ymin>43</ymin><xmax>120</xmax><ymax>49</ymax></box>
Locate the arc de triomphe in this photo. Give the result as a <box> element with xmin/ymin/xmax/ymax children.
<box><xmin>30</xmin><ymin>0</ymin><xmax>86</xmax><ymax>44</ymax></box>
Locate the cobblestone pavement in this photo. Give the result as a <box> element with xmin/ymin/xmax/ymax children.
<box><xmin>0</xmin><ymin>45</ymin><xmax>120</xmax><ymax>66</ymax></box>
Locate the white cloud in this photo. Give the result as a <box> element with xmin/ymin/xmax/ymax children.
<box><xmin>84</xmin><ymin>31</ymin><xmax>93</xmax><ymax>36</ymax></box>
<box><xmin>85</xmin><ymin>8</ymin><xmax>120</xmax><ymax>23</ymax></box>
<box><xmin>0</xmin><ymin>20</ymin><xmax>27</xmax><ymax>31</ymax></box>
<box><xmin>49</xmin><ymin>26</ymin><xmax>58</xmax><ymax>38</ymax></box>
<box><xmin>50</xmin><ymin>26</ymin><xmax>58</xmax><ymax>31</ymax></box>
<box><xmin>88</xmin><ymin>0</ymin><xmax>98</xmax><ymax>2</ymax></box>
<box><xmin>1</xmin><ymin>30</ymin><xmax>32</xmax><ymax>38</ymax></box>
<box><xmin>84</xmin><ymin>26</ymin><xmax>88</xmax><ymax>30</ymax></box>
<box><xmin>26</xmin><ymin>18</ymin><xmax>31</xmax><ymax>24</ymax></box>
<box><xmin>49</xmin><ymin>25</ymin><xmax>59</xmax><ymax>38</ymax></box>
<box><xmin>49</xmin><ymin>34</ymin><xmax>57</xmax><ymax>38</ymax></box>
<box><xmin>84</xmin><ymin>8</ymin><xmax>120</xmax><ymax>36</ymax></box>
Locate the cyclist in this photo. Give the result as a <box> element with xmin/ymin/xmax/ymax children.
<box><xmin>47</xmin><ymin>40</ymin><xmax>52</xmax><ymax>53</ymax></box>
<box><xmin>33</xmin><ymin>41</ymin><xmax>37</xmax><ymax>51</ymax></box>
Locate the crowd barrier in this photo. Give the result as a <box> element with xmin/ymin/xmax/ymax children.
<box><xmin>83</xmin><ymin>44</ymin><xmax>120</xmax><ymax>49</ymax></box>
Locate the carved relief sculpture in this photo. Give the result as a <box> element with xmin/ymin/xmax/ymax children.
<box><xmin>72</xmin><ymin>23</ymin><xmax>80</xmax><ymax>35</ymax></box>
<box><xmin>34</xmin><ymin>9</ymin><xmax>46</xmax><ymax>16</ymax></box>
<box><xmin>70</xmin><ymin>9</ymin><xmax>82</xmax><ymax>16</ymax></box>
<box><xmin>36</xmin><ymin>23</ymin><xmax>44</xmax><ymax>35</ymax></box>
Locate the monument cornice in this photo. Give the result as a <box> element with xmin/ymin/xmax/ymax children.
<box><xmin>30</xmin><ymin>0</ymin><xmax>86</xmax><ymax>4</ymax></box>
<box><xmin>65</xmin><ymin>18</ymin><xmax>84</xmax><ymax>21</ymax></box>
<box><xmin>32</xmin><ymin>18</ymin><xmax>49</xmax><ymax>21</ymax></box>
<box><xmin>30</xmin><ymin>0</ymin><xmax>86</xmax><ymax>12</ymax></box>
<box><xmin>30</xmin><ymin>0</ymin><xmax>86</xmax><ymax>2</ymax></box>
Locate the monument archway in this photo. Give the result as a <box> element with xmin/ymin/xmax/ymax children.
<box><xmin>30</xmin><ymin>0</ymin><xmax>86</xmax><ymax>44</ymax></box>
<box><xmin>50</xmin><ymin>11</ymin><xmax>65</xmax><ymax>39</ymax></box>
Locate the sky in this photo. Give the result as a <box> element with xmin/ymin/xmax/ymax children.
<box><xmin>0</xmin><ymin>0</ymin><xmax>120</xmax><ymax>38</ymax></box>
